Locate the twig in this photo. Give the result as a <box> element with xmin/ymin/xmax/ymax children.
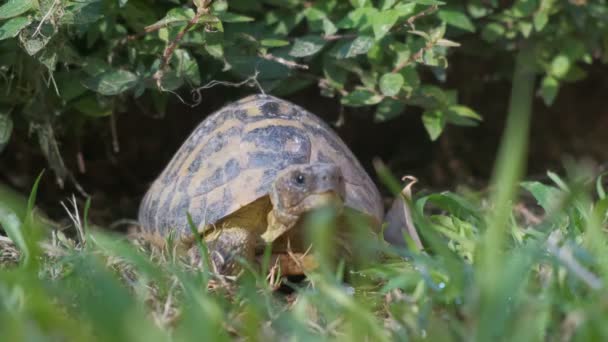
<box><xmin>389</xmin><ymin>5</ymin><xmax>441</xmax><ymax>73</ymax></box>
<box><xmin>189</xmin><ymin>72</ymin><xmax>262</xmax><ymax>107</ymax></box>
<box><xmin>322</xmin><ymin>33</ymin><xmax>358</xmax><ymax>41</ymax></box>
<box><xmin>258</xmin><ymin>52</ymin><xmax>309</xmax><ymax>70</ymax></box>
<box><xmin>154</xmin><ymin>2</ymin><xmax>210</xmax><ymax>88</ymax></box>
<box><xmin>392</xmin><ymin>38</ymin><xmax>435</xmax><ymax>73</ymax></box>
<box><xmin>32</xmin><ymin>0</ymin><xmax>60</xmax><ymax>38</ymax></box>
<box><xmin>119</xmin><ymin>22</ymin><xmax>172</xmax><ymax>46</ymax></box>
<box><xmin>405</xmin><ymin>5</ymin><xmax>439</xmax><ymax>31</ymax></box>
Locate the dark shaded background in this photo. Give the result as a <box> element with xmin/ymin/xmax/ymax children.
<box><xmin>1</xmin><ymin>52</ymin><xmax>607</xmax><ymax>227</ymax></box>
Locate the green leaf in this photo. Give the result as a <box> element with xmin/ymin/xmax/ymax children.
<box><xmin>150</xmin><ymin>7</ymin><xmax>195</xmax><ymax>28</ymax></box>
<box><xmin>330</xmin><ymin>36</ymin><xmax>375</xmax><ymax>59</ymax></box>
<box><xmin>289</xmin><ymin>36</ymin><xmax>326</xmax><ymax>57</ymax></box>
<box><xmin>61</xmin><ymin>0</ymin><xmax>104</xmax><ymax>25</ymax></box>
<box><xmin>216</xmin><ymin>12</ymin><xmax>254</xmax><ymax>23</ymax></box>
<box><xmin>380</xmin><ymin>0</ymin><xmax>397</xmax><ymax>10</ymax></box>
<box><xmin>337</xmin><ymin>7</ymin><xmax>377</xmax><ymax>30</ymax></box>
<box><xmin>422</xmin><ymin>192</ymin><xmax>482</xmax><ymax>222</ymax></box>
<box><xmin>54</xmin><ymin>71</ymin><xmax>88</xmax><ymax>102</ymax></box>
<box><xmin>83</xmin><ymin>70</ymin><xmax>140</xmax><ymax>96</ymax></box>
<box><xmin>372</xmin><ymin>10</ymin><xmax>399</xmax><ymax>40</ymax></box>
<box><xmin>447</xmin><ymin>105</ymin><xmax>482</xmax><ymax>120</ymax></box>
<box><xmin>82</xmin><ymin>57</ymin><xmax>110</xmax><ymax>76</ymax></box>
<box><xmin>341</xmin><ymin>89</ymin><xmax>382</xmax><ymax>107</ymax></box>
<box><xmin>211</xmin><ymin>0</ymin><xmax>228</xmax><ymax>12</ymax></box>
<box><xmin>0</xmin><ymin>16</ymin><xmax>32</xmax><ymax>41</ymax></box>
<box><xmin>438</xmin><ymin>9</ymin><xmax>475</xmax><ymax>32</ymax></box>
<box><xmin>72</xmin><ymin>95</ymin><xmax>113</xmax><ymax>117</ymax></box>
<box><xmin>539</xmin><ymin>75</ymin><xmax>559</xmax><ymax>106</ymax></box>
<box><xmin>481</xmin><ymin>23</ymin><xmax>505</xmax><ymax>42</ymax></box>
<box><xmin>0</xmin><ymin>112</ymin><xmax>13</xmax><ymax>153</ymax></box>
<box><xmin>379</xmin><ymin>73</ymin><xmax>404</xmax><ymax>96</ymax></box>
<box><xmin>260</xmin><ymin>39</ymin><xmax>290</xmax><ymax>47</ymax></box>
<box><xmin>533</xmin><ymin>11</ymin><xmax>549</xmax><ymax>31</ymax></box>
<box><xmin>350</xmin><ymin>0</ymin><xmax>371</xmax><ymax>8</ymax></box>
<box><xmin>513</xmin><ymin>0</ymin><xmax>538</xmax><ymax>17</ymax></box>
<box><xmin>412</xmin><ymin>0</ymin><xmax>445</xmax><ymax>4</ymax></box>
<box><xmin>304</xmin><ymin>7</ymin><xmax>338</xmax><ymax>35</ymax></box>
<box><xmin>0</xmin><ymin>0</ymin><xmax>33</xmax><ymax>20</ymax></box>
<box><xmin>205</xmin><ymin>43</ymin><xmax>224</xmax><ymax>59</ymax></box>
<box><xmin>374</xmin><ymin>98</ymin><xmax>405</xmax><ymax>122</ymax></box>
<box><xmin>323</xmin><ymin>57</ymin><xmax>348</xmax><ymax>90</ymax></box>
<box><xmin>174</xmin><ymin>49</ymin><xmax>200</xmax><ymax>85</ymax></box>
<box><xmin>550</xmin><ymin>55</ymin><xmax>570</xmax><ymax>79</ymax></box>
<box><xmin>422</xmin><ymin>109</ymin><xmax>446</xmax><ymax>140</ymax></box>
<box><xmin>521</xmin><ymin>181</ymin><xmax>563</xmax><ymax>212</ymax></box>
<box><xmin>393</xmin><ymin>3</ymin><xmax>417</xmax><ymax>16</ymax></box>
<box><xmin>436</xmin><ymin>38</ymin><xmax>460</xmax><ymax>47</ymax></box>
<box><xmin>518</xmin><ymin>21</ymin><xmax>533</xmax><ymax>38</ymax></box>
<box><xmin>400</xmin><ymin>66</ymin><xmax>420</xmax><ymax>91</ymax></box>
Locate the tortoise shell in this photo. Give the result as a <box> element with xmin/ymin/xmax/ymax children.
<box><xmin>138</xmin><ymin>94</ymin><xmax>383</xmax><ymax>236</ymax></box>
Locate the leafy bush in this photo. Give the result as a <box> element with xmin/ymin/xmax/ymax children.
<box><xmin>1</xmin><ymin>0</ymin><xmax>606</xmax><ymax>184</ymax></box>
<box><xmin>0</xmin><ymin>0</ymin><xmax>479</xmax><ymax>184</ymax></box>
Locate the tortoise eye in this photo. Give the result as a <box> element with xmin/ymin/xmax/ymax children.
<box><xmin>294</xmin><ymin>173</ymin><xmax>306</xmax><ymax>185</ymax></box>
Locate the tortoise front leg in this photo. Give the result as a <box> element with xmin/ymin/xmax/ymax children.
<box><xmin>189</xmin><ymin>227</ymin><xmax>258</xmax><ymax>275</ymax></box>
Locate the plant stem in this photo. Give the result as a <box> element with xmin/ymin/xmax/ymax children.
<box><xmin>477</xmin><ymin>41</ymin><xmax>536</xmax><ymax>337</ymax></box>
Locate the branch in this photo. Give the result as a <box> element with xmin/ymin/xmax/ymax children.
<box><xmin>154</xmin><ymin>2</ymin><xmax>210</xmax><ymax>88</ymax></box>
<box><xmin>405</xmin><ymin>5</ymin><xmax>439</xmax><ymax>31</ymax></box>
<box><xmin>392</xmin><ymin>38</ymin><xmax>435</xmax><ymax>73</ymax></box>
<box><xmin>258</xmin><ymin>52</ymin><xmax>309</xmax><ymax>70</ymax></box>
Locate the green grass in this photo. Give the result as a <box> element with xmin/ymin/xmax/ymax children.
<box><xmin>1</xmin><ymin>159</ymin><xmax>608</xmax><ymax>341</ymax></box>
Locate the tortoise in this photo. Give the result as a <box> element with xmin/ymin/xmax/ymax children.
<box><xmin>138</xmin><ymin>94</ymin><xmax>408</xmax><ymax>274</ymax></box>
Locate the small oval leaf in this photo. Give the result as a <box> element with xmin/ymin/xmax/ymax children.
<box><xmin>0</xmin><ymin>0</ymin><xmax>33</xmax><ymax>20</ymax></box>
<box><xmin>341</xmin><ymin>89</ymin><xmax>383</xmax><ymax>107</ymax></box>
<box><xmin>83</xmin><ymin>70</ymin><xmax>140</xmax><ymax>96</ymax></box>
<box><xmin>379</xmin><ymin>73</ymin><xmax>404</xmax><ymax>96</ymax></box>
<box><xmin>289</xmin><ymin>36</ymin><xmax>326</xmax><ymax>57</ymax></box>
<box><xmin>0</xmin><ymin>16</ymin><xmax>32</xmax><ymax>41</ymax></box>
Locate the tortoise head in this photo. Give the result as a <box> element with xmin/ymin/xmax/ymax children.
<box><xmin>269</xmin><ymin>163</ymin><xmax>346</xmax><ymax>223</ymax></box>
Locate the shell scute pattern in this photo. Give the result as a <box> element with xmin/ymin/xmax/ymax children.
<box><xmin>139</xmin><ymin>94</ymin><xmax>383</xmax><ymax>235</ymax></box>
